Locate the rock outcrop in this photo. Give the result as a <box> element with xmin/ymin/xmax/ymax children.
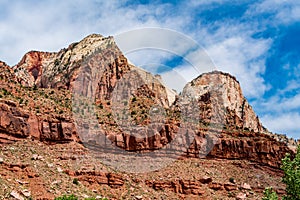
<box><xmin>0</xmin><ymin>100</ymin><xmax>79</xmax><ymax>144</ymax></box>
<box><xmin>65</xmin><ymin>170</ymin><xmax>124</xmax><ymax>188</ymax></box>
<box><xmin>13</xmin><ymin>34</ymin><xmax>175</xmax><ymax>106</ymax></box>
<box><xmin>182</xmin><ymin>71</ymin><xmax>265</xmax><ymax>133</ymax></box>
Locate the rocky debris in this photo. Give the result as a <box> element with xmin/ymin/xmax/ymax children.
<box><xmin>57</xmin><ymin>167</ymin><xmax>63</xmax><ymax>173</ymax></box>
<box><xmin>21</xmin><ymin>189</ymin><xmax>31</xmax><ymax>198</ymax></box>
<box><xmin>10</xmin><ymin>190</ymin><xmax>25</xmax><ymax>200</ymax></box>
<box><xmin>208</xmin><ymin>182</ymin><xmax>224</xmax><ymax>191</ymax></box>
<box><xmin>65</xmin><ymin>170</ymin><xmax>124</xmax><ymax>188</ymax></box>
<box><xmin>236</xmin><ymin>192</ymin><xmax>247</xmax><ymax>200</ymax></box>
<box><xmin>199</xmin><ymin>176</ymin><xmax>212</xmax><ymax>184</ymax></box>
<box><xmin>0</xmin><ymin>140</ymin><xmax>287</xmax><ymax>199</ymax></box>
<box><xmin>135</xmin><ymin>195</ymin><xmax>143</xmax><ymax>200</ymax></box>
<box><xmin>145</xmin><ymin>179</ymin><xmax>205</xmax><ymax>195</ymax></box>
<box><xmin>224</xmin><ymin>182</ymin><xmax>237</xmax><ymax>191</ymax></box>
<box><xmin>144</xmin><ymin>177</ymin><xmax>252</xmax><ymax>196</ymax></box>
<box><xmin>31</xmin><ymin>154</ymin><xmax>38</xmax><ymax>160</ymax></box>
<box><xmin>31</xmin><ymin>154</ymin><xmax>43</xmax><ymax>160</ymax></box>
<box><xmin>241</xmin><ymin>182</ymin><xmax>252</xmax><ymax>190</ymax></box>
<box><xmin>16</xmin><ymin>179</ymin><xmax>29</xmax><ymax>185</ymax></box>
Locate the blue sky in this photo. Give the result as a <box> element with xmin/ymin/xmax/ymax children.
<box><xmin>0</xmin><ymin>0</ymin><xmax>300</xmax><ymax>139</ymax></box>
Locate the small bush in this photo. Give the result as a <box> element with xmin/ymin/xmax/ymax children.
<box><xmin>262</xmin><ymin>187</ymin><xmax>278</xmax><ymax>200</ymax></box>
<box><xmin>54</xmin><ymin>59</ymin><xmax>60</xmax><ymax>66</ymax></box>
<box><xmin>281</xmin><ymin>145</ymin><xmax>300</xmax><ymax>200</ymax></box>
<box><xmin>131</xmin><ymin>97</ymin><xmax>137</xmax><ymax>102</ymax></box>
<box><xmin>131</xmin><ymin>110</ymin><xmax>136</xmax><ymax>115</ymax></box>
<box><xmin>2</xmin><ymin>88</ymin><xmax>9</xmax><ymax>95</ymax></box>
<box><xmin>72</xmin><ymin>178</ymin><xmax>79</xmax><ymax>185</ymax></box>
<box><xmin>55</xmin><ymin>194</ymin><xmax>78</xmax><ymax>200</ymax></box>
<box><xmin>54</xmin><ymin>195</ymin><xmax>108</xmax><ymax>200</ymax></box>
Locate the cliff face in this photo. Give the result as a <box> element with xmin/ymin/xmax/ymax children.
<box><xmin>13</xmin><ymin>34</ymin><xmax>116</xmax><ymax>89</ymax></box>
<box><xmin>13</xmin><ymin>34</ymin><xmax>174</xmax><ymax>106</ymax></box>
<box><xmin>0</xmin><ymin>34</ymin><xmax>296</xmax><ymax>168</ymax></box>
<box><xmin>0</xmin><ymin>99</ymin><xmax>79</xmax><ymax>144</ymax></box>
<box><xmin>183</xmin><ymin>71</ymin><xmax>265</xmax><ymax>133</ymax></box>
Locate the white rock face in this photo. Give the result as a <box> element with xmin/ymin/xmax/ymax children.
<box><xmin>182</xmin><ymin>71</ymin><xmax>265</xmax><ymax>133</ymax></box>
<box><xmin>13</xmin><ymin>34</ymin><xmax>115</xmax><ymax>88</ymax></box>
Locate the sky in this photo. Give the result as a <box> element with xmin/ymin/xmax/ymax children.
<box><xmin>0</xmin><ymin>0</ymin><xmax>300</xmax><ymax>139</ymax></box>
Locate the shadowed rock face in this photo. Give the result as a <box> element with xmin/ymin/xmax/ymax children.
<box><xmin>0</xmin><ymin>34</ymin><xmax>296</xmax><ymax>168</ymax></box>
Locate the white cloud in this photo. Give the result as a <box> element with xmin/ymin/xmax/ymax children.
<box><xmin>115</xmin><ymin>28</ymin><xmax>216</xmax><ymax>92</ymax></box>
<box><xmin>204</xmin><ymin>35</ymin><xmax>271</xmax><ymax>98</ymax></box>
<box><xmin>160</xmin><ymin>68</ymin><xmax>190</xmax><ymax>93</ymax></box>
<box><xmin>261</xmin><ymin>112</ymin><xmax>300</xmax><ymax>138</ymax></box>
<box><xmin>0</xmin><ymin>1</ymin><xmax>274</xmax><ymax>96</ymax></box>
<box><xmin>247</xmin><ymin>0</ymin><xmax>300</xmax><ymax>24</ymax></box>
<box><xmin>189</xmin><ymin>0</ymin><xmax>232</xmax><ymax>6</ymax></box>
<box><xmin>0</xmin><ymin>1</ymin><xmax>189</xmax><ymax>65</ymax></box>
<box><xmin>279</xmin><ymin>79</ymin><xmax>300</xmax><ymax>94</ymax></box>
<box><xmin>255</xmin><ymin>93</ymin><xmax>300</xmax><ymax>113</ymax></box>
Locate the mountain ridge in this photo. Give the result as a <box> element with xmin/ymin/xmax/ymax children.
<box><xmin>0</xmin><ymin>33</ymin><xmax>298</xmax><ymax>199</ymax></box>
<box><xmin>0</xmin><ymin>33</ymin><xmax>297</xmax><ymax>160</ymax></box>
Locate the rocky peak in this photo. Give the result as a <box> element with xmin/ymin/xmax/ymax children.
<box><xmin>13</xmin><ymin>34</ymin><xmax>115</xmax><ymax>89</ymax></box>
<box><xmin>12</xmin><ymin>33</ymin><xmax>174</xmax><ymax>108</ymax></box>
<box><xmin>13</xmin><ymin>51</ymin><xmax>56</xmax><ymax>87</ymax></box>
<box><xmin>182</xmin><ymin>71</ymin><xmax>265</xmax><ymax>133</ymax></box>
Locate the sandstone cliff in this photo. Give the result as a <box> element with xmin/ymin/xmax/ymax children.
<box><xmin>182</xmin><ymin>71</ymin><xmax>265</xmax><ymax>133</ymax></box>
<box><xmin>0</xmin><ymin>34</ymin><xmax>296</xmax><ymax>169</ymax></box>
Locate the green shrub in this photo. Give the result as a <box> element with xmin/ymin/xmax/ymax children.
<box><xmin>54</xmin><ymin>59</ymin><xmax>60</xmax><ymax>66</ymax></box>
<box><xmin>229</xmin><ymin>177</ymin><xmax>235</xmax><ymax>183</ymax></box>
<box><xmin>55</xmin><ymin>194</ymin><xmax>78</xmax><ymax>200</ymax></box>
<box><xmin>281</xmin><ymin>145</ymin><xmax>300</xmax><ymax>200</ymax></box>
<box><xmin>2</xmin><ymin>88</ymin><xmax>9</xmax><ymax>95</ymax></box>
<box><xmin>72</xmin><ymin>178</ymin><xmax>79</xmax><ymax>185</ymax></box>
<box><xmin>262</xmin><ymin>187</ymin><xmax>278</xmax><ymax>200</ymax></box>
<box><xmin>54</xmin><ymin>195</ymin><xmax>108</xmax><ymax>200</ymax></box>
<box><xmin>262</xmin><ymin>145</ymin><xmax>300</xmax><ymax>200</ymax></box>
<box><xmin>131</xmin><ymin>97</ymin><xmax>137</xmax><ymax>102</ymax></box>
